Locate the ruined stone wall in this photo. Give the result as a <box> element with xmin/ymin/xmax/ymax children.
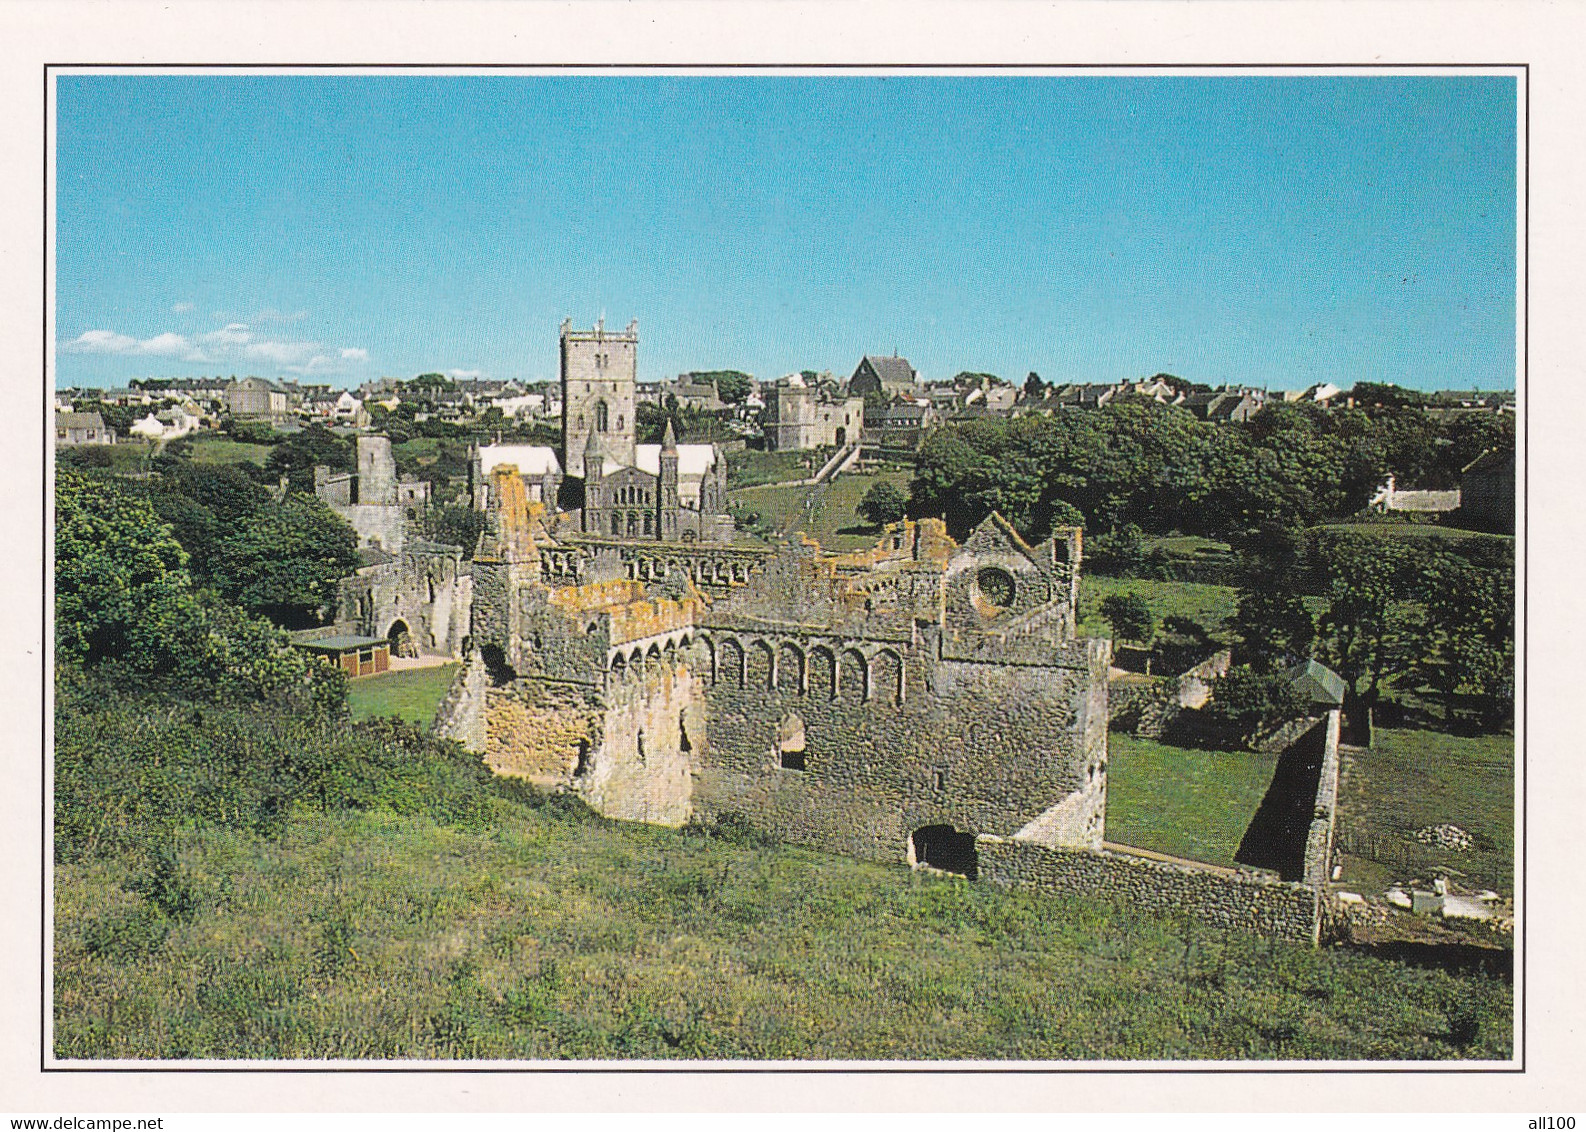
<box><xmin>340</xmin><ymin>544</ymin><xmax>472</xmax><ymax>658</ymax></box>
<box><xmin>689</xmin><ymin>630</ymin><xmax>1109</xmax><ymax>865</ymax></box>
<box><xmin>485</xmin><ymin>678</ymin><xmax>602</xmax><ymax>787</ymax></box>
<box><xmin>977</xmin><ymin>836</ymin><xmax>1320</xmax><ymax>944</ymax></box>
<box><xmin>431</xmin><ymin>649</ymin><xmax>486</xmax><ymax>752</ymax></box>
<box><xmin>1301</xmin><ymin>709</ymin><xmax>1343</xmax><ymax>889</ymax></box>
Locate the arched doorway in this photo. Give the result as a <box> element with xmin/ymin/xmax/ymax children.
<box><xmin>777</xmin><ymin>711</ymin><xmax>806</xmax><ymax>770</ymax></box>
<box><xmin>910</xmin><ymin>824</ymin><xmax>977</xmax><ymax>879</ymax></box>
<box><xmin>835</xmin><ymin>425</ymin><xmax>847</xmax><ymax>447</ymax></box>
<box><xmin>387</xmin><ymin>619</ymin><xmax>417</xmax><ymax>659</ymax></box>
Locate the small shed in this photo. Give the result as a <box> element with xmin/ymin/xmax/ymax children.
<box><xmin>1284</xmin><ymin>659</ymin><xmax>1347</xmax><ymax>708</ymax></box>
<box><xmin>297</xmin><ymin>633</ymin><xmax>391</xmax><ymax>677</ymax></box>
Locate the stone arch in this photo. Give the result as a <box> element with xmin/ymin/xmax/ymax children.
<box><xmin>717</xmin><ymin>637</ymin><xmax>744</xmax><ymax>688</ymax></box>
<box><xmin>386</xmin><ymin>619</ymin><xmax>416</xmax><ymax>659</ymax></box>
<box><xmin>808</xmin><ymin>646</ymin><xmax>836</xmax><ymax>700</ymax></box>
<box><xmin>872</xmin><ymin>648</ymin><xmax>904</xmax><ymax>706</ymax></box>
<box><xmin>663</xmin><ymin>638</ymin><xmax>677</xmax><ymax>667</ymax></box>
<box><xmin>838</xmin><ymin>648</ymin><xmax>868</xmax><ymax>703</ymax></box>
<box><xmin>777</xmin><ymin>641</ymin><xmax>805</xmax><ymax>693</ymax></box>
<box><xmin>646</xmin><ymin>642</ymin><xmax>662</xmax><ymax>667</ymax></box>
<box><xmin>747</xmin><ymin>639</ymin><xmax>774</xmax><ymax>689</ymax></box>
<box><xmin>629</xmin><ymin>647</ymin><xmax>645</xmax><ymax>674</ymax></box>
<box><xmin>610</xmin><ymin>652</ymin><xmax>627</xmax><ymax>678</ymax></box>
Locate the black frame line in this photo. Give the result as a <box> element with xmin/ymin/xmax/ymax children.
<box><xmin>38</xmin><ymin>60</ymin><xmax>1529</xmax><ymax>1078</ymax></box>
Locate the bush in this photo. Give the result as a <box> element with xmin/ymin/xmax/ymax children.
<box><xmin>857</xmin><ymin>480</ymin><xmax>907</xmax><ymax>527</ymax></box>
<box><xmin>1201</xmin><ymin>665</ymin><xmax>1309</xmax><ymax>747</ymax></box>
<box><xmin>1100</xmin><ymin>593</ymin><xmax>1155</xmax><ymax>644</ymax></box>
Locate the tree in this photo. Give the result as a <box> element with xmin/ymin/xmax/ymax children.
<box><xmin>1200</xmin><ymin>665</ymin><xmax>1309</xmax><ymax>748</ymax></box>
<box><xmin>1100</xmin><ymin>593</ymin><xmax>1155</xmax><ymax>644</ymax></box>
<box><xmin>1023</xmin><ymin>371</ymin><xmax>1046</xmax><ymax>401</ymax></box>
<box><xmin>1232</xmin><ymin>587</ymin><xmax>1316</xmax><ymax>666</ymax></box>
<box><xmin>423</xmin><ymin>504</ymin><xmax>489</xmax><ymax>558</ymax></box>
<box><xmin>55</xmin><ymin>469</ymin><xmax>194</xmax><ymax>668</ymax></box>
<box><xmin>263</xmin><ymin>423</ymin><xmax>354</xmax><ymax>494</ymax></box>
<box><xmin>1312</xmin><ymin>532</ymin><xmax>1420</xmax><ymax>705</ymax></box>
<box><xmin>856</xmin><ymin>480</ymin><xmax>907</xmax><ymax>528</ymax></box>
<box><xmin>55</xmin><ymin>470</ymin><xmax>342</xmax><ymax>711</ymax></box>
<box><xmin>686</xmin><ymin>370</ymin><xmax>752</xmax><ymax>405</ymax></box>
<box><xmin>210</xmin><ymin>495</ymin><xmax>360</xmax><ymax>628</ymax></box>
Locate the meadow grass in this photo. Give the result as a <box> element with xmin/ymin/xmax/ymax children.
<box><xmin>54</xmin><ymin>797</ymin><xmax>1513</xmax><ymax>1061</ymax></box>
<box><xmin>347</xmin><ymin>665</ymin><xmax>460</xmax><ymax>728</ymax></box>
<box><xmin>1335</xmin><ymin>729</ymin><xmax>1515</xmax><ymax>898</ymax></box>
<box><xmin>1315</xmin><ymin>522</ymin><xmax>1512</xmax><ymax>543</ymax></box>
<box><xmin>725</xmin><ymin>448</ymin><xmax>822</xmax><ymax>489</ymax></box>
<box><xmin>1104</xmin><ymin>734</ymin><xmax>1278</xmax><ymax>868</ymax></box>
<box><xmin>1077</xmin><ymin>576</ymin><xmax>1240</xmax><ymax>639</ymax></box>
<box><xmin>187</xmin><ymin>437</ymin><xmax>273</xmax><ymax>466</ymax></box>
<box><xmin>730</xmin><ymin>469</ymin><xmax>914</xmax><ymax>551</ymax></box>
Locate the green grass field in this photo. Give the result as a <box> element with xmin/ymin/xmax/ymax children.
<box><xmin>1335</xmin><ymin>728</ymin><xmax>1515</xmax><ymax>898</ymax></box>
<box><xmin>187</xmin><ymin>437</ymin><xmax>273</xmax><ymax>466</ymax></box>
<box><xmin>54</xmin><ymin>798</ymin><xmax>1512</xmax><ymax>1060</ymax></box>
<box><xmin>1316</xmin><ymin>522</ymin><xmax>1512</xmax><ymax>543</ymax></box>
<box><xmin>725</xmin><ymin>448</ymin><xmax>822</xmax><ymax>489</ymax></box>
<box><xmin>347</xmin><ymin>664</ymin><xmax>459</xmax><ymax>728</ymax></box>
<box><xmin>1105</xmin><ymin>734</ymin><xmax>1279</xmax><ymax>868</ymax></box>
<box><xmin>730</xmin><ymin>469</ymin><xmax>913</xmax><ymax>551</ymax></box>
<box><xmin>1077</xmin><ymin>577</ymin><xmax>1239</xmax><ymax>640</ymax></box>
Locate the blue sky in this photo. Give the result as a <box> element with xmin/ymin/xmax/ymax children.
<box><xmin>53</xmin><ymin>73</ymin><xmax>1517</xmax><ymax>391</ymax></box>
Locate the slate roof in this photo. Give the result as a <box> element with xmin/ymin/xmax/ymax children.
<box><xmin>298</xmin><ymin>634</ymin><xmax>389</xmax><ymax>652</ymax></box>
<box><xmin>860</xmin><ymin>355</ymin><xmax>916</xmax><ymax>387</ymax></box>
<box><xmin>58</xmin><ymin>411</ymin><xmax>107</xmax><ymax>429</ymax></box>
<box><xmin>1284</xmin><ymin>659</ymin><xmax>1347</xmax><ymax>707</ymax></box>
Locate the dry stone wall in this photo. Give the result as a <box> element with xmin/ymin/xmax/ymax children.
<box><xmin>977</xmin><ymin>836</ymin><xmax>1320</xmax><ymax>943</ymax></box>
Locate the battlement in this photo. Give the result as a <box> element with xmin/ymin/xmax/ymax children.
<box><xmin>547</xmin><ymin>577</ymin><xmax>702</xmax><ymax>648</ymax></box>
<box><xmin>560</xmin><ymin>317</ymin><xmax>638</xmax><ymax>343</ymax></box>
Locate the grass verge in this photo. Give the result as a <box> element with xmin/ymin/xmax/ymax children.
<box><xmin>347</xmin><ymin>664</ymin><xmax>460</xmax><ymax>728</ymax></box>
<box><xmin>1105</xmin><ymin>734</ymin><xmax>1278</xmax><ymax>869</ymax></box>
<box><xmin>1334</xmin><ymin>728</ymin><xmax>1514</xmax><ymax>898</ymax></box>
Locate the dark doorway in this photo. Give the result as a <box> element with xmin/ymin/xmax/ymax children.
<box><xmin>387</xmin><ymin>619</ymin><xmax>416</xmax><ymax>658</ymax></box>
<box><xmin>911</xmin><ymin>824</ymin><xmax>978</xmax><ymax>880</ymax></box>
<box><xmin>835</xmin><ymin>426</ymin><xmax>847</xmax><ymax>447</ymax></box>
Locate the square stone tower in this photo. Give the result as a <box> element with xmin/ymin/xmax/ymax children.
<box><xmin>561</xmin><ymin>318</ymin><xmax>638</xmax><ymax>471</ymax></box>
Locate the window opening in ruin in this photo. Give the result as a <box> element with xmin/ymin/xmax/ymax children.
<box><xmin>611</xmin><ymin>513</ymin><xmax>622</xmax><ymax>535</ymax></box>
<box><xmin>595</xmin><ymin>400</ymin><xmax>609</xmax><ymax>431</ymax></box>
<box><xmin>679</xmin><ymin>712</ymin><xmax>692</xmax><ymax>752</ymax></box>
<box><xmin>777</xmin><ymin>711</ymin><xmax>806</xmax><ymax>771</ymax></box>
<box><xmin>910</xmin><ymin>825</ymin><xmax>978</xmax><ymax>879</ymax></box>
<box><xmin>637</xmin><ymin>731</ymin><xmax>645</xmax><ymax>764</ymax></box>
<box><xmin>481</xmin><ymin>644</ymin><xmax>517</xmax><ymax>687</ymax></box>
<box><xmin>574</xmin><ymin>740</ymin><xmax>591</xmax><ymax>778</ymax></box>
<box><xmin>934</xmin><ymin>770</ymin><xmax>946</xmax><ymax>793</ymax></box>
<box><xmin>977</xmin><ymin>567</ymin><xmax>1016</xmax><ymax>609</ymax></box>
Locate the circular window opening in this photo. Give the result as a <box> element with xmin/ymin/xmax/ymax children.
<box><xmin>976</xmin><ymin>567</ymin><xmax>1015</xmax><ymax>609</ymax></box>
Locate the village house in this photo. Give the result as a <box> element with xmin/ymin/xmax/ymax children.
<box><xmin>55</xmin><ymin>411</ymin><xmax>116</xmax><ymax>446</ymax></box>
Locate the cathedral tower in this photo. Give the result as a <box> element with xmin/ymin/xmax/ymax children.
<box><xmin>561</xmin><ymin>317</ymin><xmax>638</xmax><ymax>471</ymax></box>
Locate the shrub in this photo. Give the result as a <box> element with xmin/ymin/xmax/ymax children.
<box><xmin>1100</xmin><ymin>593</ymin><xmax>1155</xmax><ymax>644</ymax></box>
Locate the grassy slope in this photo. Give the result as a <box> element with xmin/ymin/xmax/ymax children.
<box><xmin>730</xmin><ymin>469</ymin><xmax>913</xmax><ymax>552</ymax></box>
<box><xmin>188</xmin><ymin>437</ymin><xmax>273</xmax><ymax>466</ymax></box>
<box><xmin>1077</xmin><ymin>577</ymin><xmax>1239</xmax><ymax>639</ymax></box>
<box><xmin>1334</xmin><ymin>729</ymin><xmax>1515</xmax><ymax>898</ymax></box>
<box><xmin>1105</xmin><ymin>735</ymin><xmax>1278</xmax><ymax>868</ymax></box>
<box><xmin>54</xmin><ymin>800</ymin><xmax>1511</xmax><ymax>1061</ymax></box>
<box><xmin>347</xmin><ymin>665</ymin><xmax>460</xmax><ymax>728</ymax></box>
<box><xmin>1315</xmin><ymin>522</ymin><xmax>1512</xmax><ymax>543</ymax></box>
<box><xmin>726</xmin><ymin>448</ymin><xmax>822</xmax><ymax>489</ymax></box>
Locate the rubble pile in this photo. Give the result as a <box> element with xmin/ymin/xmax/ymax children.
<box><xmin>1413</xmin><ymin>823</ymin><xmax>1473</xmax><ymax>851</ymax></box>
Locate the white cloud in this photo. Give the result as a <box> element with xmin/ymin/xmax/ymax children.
<box><xmin>67</xmin><ymin>329</ymin><xmax>138</xmax><ymax>354</ymax></box>
<box><xmin>66</xmin><ymin>328</ymin><xmax>204</xmax><ymax>360</ymax></box>
<box><xmin>340</xmin><ymin>347</ymin><xmax>369</xmax><ymax>363</ymax></box>
<box><xmin>172</xmin><ymin>301</ymin><xmax>195</xmax><ymax>313</ymax></box>
<box><xmin>449</xmin><ymin>368</ymin><xmax>482</xmax><ymax>379</ymax></box>
<box><xmin>245</xmin><ymin>339</ymin><xmax>319</xmax><ymax>365</ymax></box>
<box><xmin>201</xmin><ymin>323</ymin><xmax>253</xmax><ymax>347</ymax></box>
